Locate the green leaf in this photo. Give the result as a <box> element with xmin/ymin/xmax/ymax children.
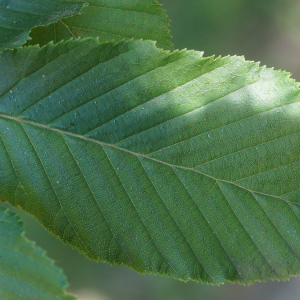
<box><xmin>0</xmin><ymin>208</ymin><xmax>76</xmax><ymax>300</ymax></box>
<box><xmin>0</xmin><ymin>0</ymin><xmax>85</xmax><ymax>52</ymax></box>
<box><xmin>27</xmin><ymin>0</ymin><xmax>172</xmax><ymax>50</ymax></box>
<box><xmin>1</xmin><ymin>38</ymin><xmax>300</xmax><ymax>285</ymax></box>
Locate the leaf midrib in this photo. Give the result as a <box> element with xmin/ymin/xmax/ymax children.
<box><xmin>1</xmin><ymin>112</ymin><xmax>298</xmax><ymax>208</ymax></box>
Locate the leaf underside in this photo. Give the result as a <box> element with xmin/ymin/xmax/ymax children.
<box><xmin>27</xmin><ymin>0</ymin><xmax>173</xmax><ymax>50</ymax></box>
<box><xmin>0</xmin><ymin>208</ymin><xmax>75</xmax><ymax>300</ymax></box>
<box><xmin>1</xmin><ymin>38</ymin><xmax>300</xmax><ymax>285</ymax></box>
<box><xmin>0</xmin><ymin>0</ymin><xmax>85</xmax><ymax>52</ymax></box>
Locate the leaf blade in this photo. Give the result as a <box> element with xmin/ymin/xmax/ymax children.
<box><xmin>1</xmin><ymin>39</ymin><xmax>300</xmax><ymax>284</ymax></box>
<box><xmin>27</xmin><ymin>0</ymin><xmax>173</xmax><ymax>49</ymax></box>
<box><xmin>0</xmin><ymin>0</ymin><xmax>85</xmax><ymax>52</ymax></box>
<box><xmin>0</xmin><ymin>208</ymin><xmax>76</xmax><ymax>300</ymax></box>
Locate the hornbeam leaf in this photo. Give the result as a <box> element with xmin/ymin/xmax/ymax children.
<box><xmin>0</xmin><ymin>208</ymin><xmax>76</xmax><ymax>300</ymax></box>
<box><xmin>1</xmin><ymin>38</ymin><xmax>300</xmax><ymax>284</ymax></box>
<box><xmin>27</xmin><ymin>0</ymin><xmax>172</xmax><ymax>50</ymax></box>
<box><xmin>0</xmin><ymin>0</ymin><xmax>85</xmax><ymax>52</ymax></box>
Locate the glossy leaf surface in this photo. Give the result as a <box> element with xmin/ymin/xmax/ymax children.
<box><xmin>0</xmin><ymin>208</ymin><xmax>75</xmax><ymax>300</ymax></box>
<box><xmin>27</xmin><ymin>0</ymin><xmax>172</xmax><ymax>49</ymax></box>
<box><xmin>1</xmin><ymin>38</ymin><xmax>300</xmax><ymax>284</ymax></box>
<box><xmin>0</xmin><ymin>0</ymin><xmax>85</xmax><ymax>52</ymax></box>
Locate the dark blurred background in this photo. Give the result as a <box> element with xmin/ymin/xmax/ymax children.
<box><xmin>2</xmin><ymin>0</ymin><xmax>300</xmax><ymax>299</ymax></box>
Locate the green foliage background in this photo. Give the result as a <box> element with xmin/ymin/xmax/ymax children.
<box><xmin>1</xmin><ymin>0</ymin><xmax>300</xmax><ymax>299</ymax></box>
<box><xmin>163</xmin><ymin>0</ymin><xmax>300</xmax><ymax>81</ymax></box>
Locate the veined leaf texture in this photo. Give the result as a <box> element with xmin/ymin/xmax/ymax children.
<box><xmin>1</xmin><ymin>38</ymin><xmax>300</xmax><ymax>284</ymax></box>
